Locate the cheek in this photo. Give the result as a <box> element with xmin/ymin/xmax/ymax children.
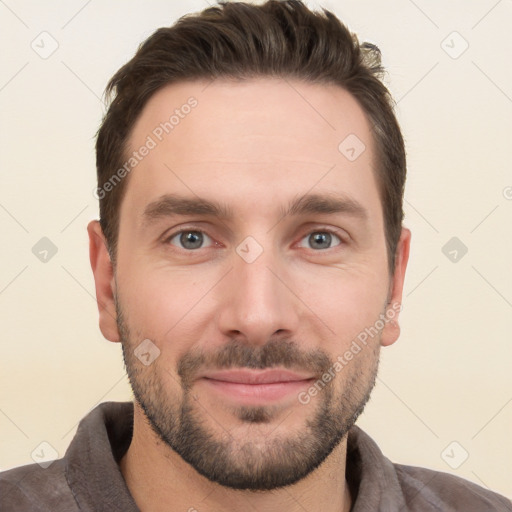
<box><xmin>291</xmin><ymin>262</ymin><xmax>389</xmax><ymax>347</ymax></box>
<box><xmin>117</xmin><ymin>263</ymin><xmax>218</xmax><ymax>342</ymax></box>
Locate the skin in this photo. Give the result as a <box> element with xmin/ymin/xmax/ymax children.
<box><xmin>88</xmin><ymin>78</ymin><xmax>410</xmax><ymax>512</ymax></box>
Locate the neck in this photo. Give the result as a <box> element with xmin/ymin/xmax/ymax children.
<box><xmin>120</xmin><ymin>404</ymin><xmax>352</xmax><ymax>512</ymax></box>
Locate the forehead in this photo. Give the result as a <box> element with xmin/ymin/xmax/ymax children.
<box><xmin>129</xmin><ymin>77</ymin><xmax>374</xmax><ymax>161</ymax></box>
<box><xmin>121</xmin><ymin>77</ymin><xmax>381</xmax><ymax>224</ymax></box>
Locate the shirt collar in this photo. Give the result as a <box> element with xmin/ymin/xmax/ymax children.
<box><xmin>346</xmin><ymin>425</ymin><xmax>407</xmax><ymax>511</ymax></box>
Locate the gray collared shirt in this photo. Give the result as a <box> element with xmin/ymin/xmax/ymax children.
<box><xmin>1</xmin><ymin>402</ymin><xmax>510</xmax><ymax>511</ymax></box>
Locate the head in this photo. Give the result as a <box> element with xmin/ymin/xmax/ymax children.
<box><xmin>89</xmin><ymin>0</ymin><xmax>410</xmax><ymax>491</ymax></box>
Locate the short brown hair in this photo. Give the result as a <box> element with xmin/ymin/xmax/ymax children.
<box><xmin>96</xmin><ymin>0</ymin><xmax>406</xmax><ymax>273</ymax></box>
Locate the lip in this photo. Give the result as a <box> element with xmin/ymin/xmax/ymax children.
<box><xmin>200</xmin><ymin>369</ymin><xmax>315</xmax><ymax>384</ymax></box>
<box><xmin>198</xmin><ymin>369</ymin><xmax>315</xmax><ymax>403</ymax></box>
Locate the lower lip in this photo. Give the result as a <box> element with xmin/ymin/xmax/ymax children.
<box><xmin>200</xmin><ymin>378</ymin><xmax>314</xmax><ymax>403</ymax></box>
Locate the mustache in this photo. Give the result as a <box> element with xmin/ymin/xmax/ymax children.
<box><xmin>177</xmin><ymin>338</ymin><xmax>333</xmax><ymax>389</ymax></box>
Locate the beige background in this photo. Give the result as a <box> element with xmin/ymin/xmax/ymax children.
<box><xmin>1</xmin><ymin>0</ymin><xmax>511</xmax><ymax>499</ymax></box>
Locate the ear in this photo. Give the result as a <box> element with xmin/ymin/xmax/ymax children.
<box><xmin>87</xmin><ymin>220</ymin><xmax>120</xmax><ymax>342</ymax></box>
<box><xmin>380</xmin><ymin>227</ymin><xmax>411</xmax><ymax>347</ymax></box>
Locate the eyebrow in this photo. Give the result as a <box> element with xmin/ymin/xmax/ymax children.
<box><xmin>282</xmin><ymin>192</ymin><xmax>368</xmax><ymax>221</ymax></box>
<box><xmin>142</xmin><ymin>192</ymin><xmax>368</xmax><ymax>226</ymax></box>
<box><xmin>142</xmin><ymin>194</ymin><xmax>233</xmax><ymax>225</ymax></box>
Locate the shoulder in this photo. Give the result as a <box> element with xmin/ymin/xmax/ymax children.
<box><xmin>347</xmin><ymin>426</ymin><xmax>512</xmax><ymax>511</ymax></box>
<box><xmin>0</xmin><ymin>459</ymin><xmax>79</xmax><ymax>512</ymax></box>
<box><xmin>394</xmin><ymin>463</ymin><xmax>512</xmax><ymax>511</ymax></box>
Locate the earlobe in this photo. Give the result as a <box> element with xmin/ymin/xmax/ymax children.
<box><xmin>380</xmin><ymin>227</ymin><xmax>411</xmax><ymax>347</ymax></box>
<box><xmin>87</xmin><ymin>220</ymin><xmax>120</xmax><ymax>342</ymax></box>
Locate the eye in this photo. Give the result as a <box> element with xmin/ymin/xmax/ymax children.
<box><xmin>297</xmin><ymin>230</ymin><xmax>343</xmax><ymax>251</ymax></box>
<box><xmin>164</xmin><ymin>228</ymin><xmax>344</xmax><ymax>252</ymax></box>
<box><xmin>166</xmin><ymin>229</ymin><xmax>214</xmax><ymax>250</ymax></box>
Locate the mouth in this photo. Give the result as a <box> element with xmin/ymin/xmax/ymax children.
<box><xmin>197</xmin><ymin>369</ymin><xmax>316</xmax><ymax>403</ymax></box>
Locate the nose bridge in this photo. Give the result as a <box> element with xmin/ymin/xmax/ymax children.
<box><xmin>237</xmin><ymin>247</ymin><xmax>278</xmax><ymax>307</ymax></box>
<box><xmin>216</xmin><ymin>237</ymin><xmax>298</xmax><ymax>343</ymax></box>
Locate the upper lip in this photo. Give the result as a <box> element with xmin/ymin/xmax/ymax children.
<box><xmin>200</xmin><ymin>369</ymin><xmax>315</xmax><ymax>384</ymax></box>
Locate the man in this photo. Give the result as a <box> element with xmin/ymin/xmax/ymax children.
<box><xmin>1</xmin><ymin>1</ymin><xmax>510</xmax><ymax>510</ymax></box>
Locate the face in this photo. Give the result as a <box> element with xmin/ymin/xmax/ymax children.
<box><xmin>89</xmin><ymin>78</ymin><xmax>410</xmax><ymax>490</ymax></box>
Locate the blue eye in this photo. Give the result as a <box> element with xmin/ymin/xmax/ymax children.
<box><xmin>298</xmin><ymin>231</ymin><xmax>342</xmax><ymax>250</ymax></box>
<box><xmin>165</xmin><ymin>228</ymin><xmax>343</xmax><ymax>252</ymax></box>
<box><xmin>167</xmin><ymin>230</ymin><xmax>213</xmax><ymax>250</ymax></box>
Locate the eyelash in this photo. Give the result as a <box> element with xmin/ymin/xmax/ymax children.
<box><xmin>163</xmin><ymin>226</ymin><xmax>346</xmax><ymax>252</ymax></box>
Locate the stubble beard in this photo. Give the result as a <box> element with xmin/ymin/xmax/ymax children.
<box><xmin>117</xmin><ymin>299</ymin><xmax>380</xmax><ymax>491</ymax></box>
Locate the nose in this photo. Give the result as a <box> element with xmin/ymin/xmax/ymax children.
<box><xmin>216</xmin><ymin>242</ymin><xmax>300</xmax><ymax>346</ymax></box>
